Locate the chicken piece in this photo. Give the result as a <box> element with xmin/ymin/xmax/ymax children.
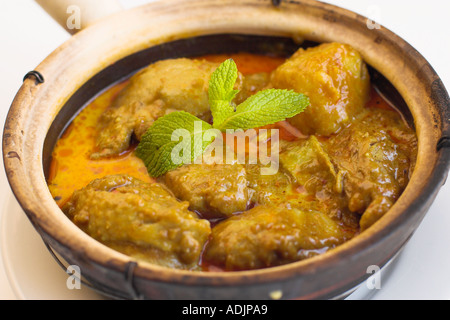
<box><xmin>204</xmin><ymin>204</ymin><xmax>355</xmax><ymax>271</ymax></box>
<box><xmin>271</xmin><ymin>42</ymin><xmax>371</xmax><ymax>135</ymax></box>
<box><xmin>163</xmin><ymin>164</ymin><xmax>250</xmax><ymax>219</ymax></box>
<box><xmin>278</xmin><ymin>136</ymin><xmax>360</xmax><ymax>226</ymax></box>
<box><xmin>63</xmin><ymin>175</ymin><xmax>211</xmax><ymax>270</ymax></box>
<box><xmin>91</xmin><ymin>58</ymin><xmax>240</xmax><ymax>159</ymax></box>
<box><xmin>325</xmin><ymin>108</ymin><xmax>417</xmax><ymax>230</ymax></box>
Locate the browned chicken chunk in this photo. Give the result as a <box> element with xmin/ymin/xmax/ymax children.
<box><xmin>325</xmin><ymin>108</ymin><xmax>417</xmax><ymax>230</ymax></box>
<box><xmin>91</xmin><ymin>58</ymin><xmax>228</xmax><ymax>159</ymax></box>
<box><xmin>63</xmin><ymin>175</ymin><xmax>211</xmax><ymax>270</ymax></box>
<box><xmin>163</xmin><ymin>164</ymin><xmax>250</xmax><ymax>219</ymax></box>
<box><xmin>204</xmin><ymin>204</ymin><xmax>356</xmax><ymax>271</ymax></box>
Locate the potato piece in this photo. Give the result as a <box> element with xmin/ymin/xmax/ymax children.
<box><xmin>63</xmin><ymin>175</ymin><xmax>211</xmax><ymax>270</ymax></box>
<box><xmin>234</xmin><ymin>72</ymin><xmax>271</xmax><ymax>104</ymax></box>
<box><xmin>204</xmin><ymin>205</ymin><xmax>355</xmax><ymax>271</ymax></box>
<box><xmin>279</xmin><ymin>136</ymin><xmax>338</xmax><ymax>195</ymax></box>
<box><xmin>271</xmin><ymin>43</ymin><xmax>371</xmax><ymax>135</ymax></box>
<box><xmin>164</xmin><ymin>164</ymin><xmax>250</xmax><ymax>219</ymax></box>
<box><xmin>91</xmin><ymin>58</ymin><xmax>242</xmax><ymax>159</ymax></box>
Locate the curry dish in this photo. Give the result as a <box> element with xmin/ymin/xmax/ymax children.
<box><xmin>48</xmin><ymin>42</ymin><xmax>417</xmax><ymax>272</ymax></box>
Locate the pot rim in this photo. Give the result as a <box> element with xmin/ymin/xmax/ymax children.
<box><xmin>3</xmin><ymin>0</ymin><xmax>450</xmax><ymax>298</ymax></box>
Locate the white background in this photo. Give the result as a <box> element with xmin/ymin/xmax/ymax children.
<box><xmin>0</xmin><ymin>0</ymin><xmax>449</xmax><ymax>300</ymax></box>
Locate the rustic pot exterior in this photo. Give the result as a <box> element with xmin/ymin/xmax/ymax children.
<box><xmin>3</xmin><ymin>0</ymin><xmax>450</xmax><ymax>300</ymax></box>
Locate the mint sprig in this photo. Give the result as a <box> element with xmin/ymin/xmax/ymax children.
<box><xmin>208</xmin><ymin>59</ymin><xmax>240</xmax><ymax>127</ymax></box>
<box><xmin>136</xmin><ymin>112</ymin><xmax>214</xmax><ymax>178</ymax></box>
<box><xmin>136</xmin><ymin>59</ymin><xmax>309</xmax><ymax>178</ymax></box>
<box><xmin>215</xmin><ymin>88</ymin><xmax>309</xmax><ymax>131</ymax></box>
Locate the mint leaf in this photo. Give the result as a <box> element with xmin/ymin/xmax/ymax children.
<box><xmin>208</xmin><ymin>59</ymin><xmax>240</xmax><ymax>127</ymax></box>
<box><xmin>139</xmin><ymin>111</ymin><xmax>210</xmax><ymax>148</ymax></box>
<box><xmin>136</xmin><ymin>59</ymin><xmax>310</xmax><ymax>178</ymax></box>
<box><xmin>136</xmin><ymin>112</ymin><xmax>216</xmax><ymax>177</ymax></box>
<box><xmin>215</xmin><ymin>89</ymin><xmax>310</xmax><ymax>131</ymax></box>
<box><xmin>137</xmin><ymin>142</ymin><xmax>184</xmax><ymax>178</ymax></box>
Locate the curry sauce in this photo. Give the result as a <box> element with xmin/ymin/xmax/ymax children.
<box><xmin>48</xmin><ymin>47</ymin><xmax>417</xmax><ymax>272</ymax></box>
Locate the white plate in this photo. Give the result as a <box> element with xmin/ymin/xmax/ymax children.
<box><xmin>0</xmin><ymin>194</ymin><xmax>104</xmax><ymax>300</ymax></box>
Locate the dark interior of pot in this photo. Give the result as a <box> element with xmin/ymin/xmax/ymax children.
<box><xmin>41</xmin><ymin>34</ymin><xmax>416</xmax><ymax>300</ymax></box>
<box><xmin>42</xmin><ymin>34</ymin><xmax>414</xmax><ymax>178</ymax></box>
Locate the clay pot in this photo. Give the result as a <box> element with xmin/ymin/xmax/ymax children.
<box><xmin>3</xmin><ymin>0</ymin><xmax>450</xmax><ymax>300</ymax></box>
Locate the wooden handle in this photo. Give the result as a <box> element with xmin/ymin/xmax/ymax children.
<box><xmin>35</xmin><ymin>0</ymin><xmax>123</xmax><ymax>34</ymax></box>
